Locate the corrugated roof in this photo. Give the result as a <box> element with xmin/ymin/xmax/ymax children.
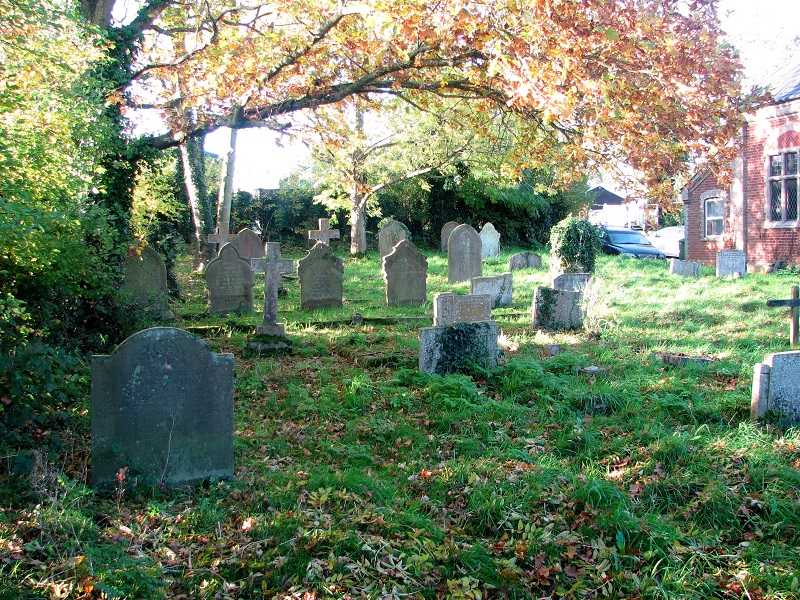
<box><xmin>767</xmin><ymin>59</ymin><xmax>800</xmax><ymax>103</ymax></box>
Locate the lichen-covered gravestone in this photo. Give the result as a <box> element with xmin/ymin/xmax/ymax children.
<box><xmin>440</xmin><ymin>221</ymin><xmax>459</xmax><ymax>253</ymax></box>
<box><xmin>669</xmin><ymin>258</ymin><xmax>702</xmax><ymax>277</ymax></box>
<box><xmin>479</xmin><ymin>222</ymin><xmax>501</xmax><ymax>258</ymax></box>
<box><xmin>378</xmin><ymin>219</ymin><xmax>409</xmax><ymax>260</ymax></box>
<box><xmin>470</xmin><ymin>272</ymin><xmax>513</xmax><ymax>308</ymax></box>
<box><xmin>382</xmin><ymin>239</ymin><xmax>427</xmax><ymax>305</ymax></box>
<box><xmin>448</xmin><ymin>224</ymin><xmax>482</xmax><ymax>283</ymax></box>
<box><xmin>91</xmin><ymin>328</ymin><xmax>234</xmax><ymax>490</ymax></box>
<box><xmin>204</xmin><ymin>243</ymin><xmax>254</xmax><ymax>314</ymax></box>
<box><xmin>532</xmin><ymin>287</ymin><xmax>583</xmax><ymax>331</ymax></box>
<box><xmin>298</xmin><ymin>242</ymin><xmax>344</xmax><ymax>309</ymax></box>
<box><xmin>751</xmin><ymin>351</ymin><xmax>800</xmax><ymax>422</ymax></box>
<box><xmin>716</xmin><ymin>250</ymin><xmax>747</xmax><ymax>278</ymax></box>
<box><xmin>121</xmin><ymin>246</ymin><xmax>173</xmax><ymax>318</ymax></box>
<box><xmin>508</xmin><ymin>252</ymin><xmax>542</xmax><ymax>271</ymax></box>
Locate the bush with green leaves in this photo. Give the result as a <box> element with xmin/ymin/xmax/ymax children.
<box><xmin>549</xmin><ymin>216</ymin><xmax>601</xmax><ymax>273</ymax></box>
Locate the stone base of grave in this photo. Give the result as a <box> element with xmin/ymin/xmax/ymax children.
<box><xmin>249</xmin><ymin>326</ymin><xmax>292</xmax><ymax>352</ymax></box>
<box><xmin>256</xmin><ymin>323</ymin><xmax>285</xmax><ymax>337</ymax></box>
<box><xmin>419</xmin><ymin>320</ymin><xmax>499</xmax><ymax>375</ymax></box>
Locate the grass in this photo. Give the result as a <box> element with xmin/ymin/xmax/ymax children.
<box><xmin>1</xmin><ymin>245</ymin><xmax>800</xmax><ymax>599</ymax></box>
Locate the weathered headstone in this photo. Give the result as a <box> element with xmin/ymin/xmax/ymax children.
<box><xmin>382</xmin><ymin>239</ymin><xmax>427</xmax><ymax>305</ymax></box>
<box><xmin>306</xmin><ymin>218</ymin><xmax>340</xmax><ymax>246</ymax></box>
<box><xmin>298</xmin><ymin>242</ymin><xmax>344</xmax><ymax>309</ymax></box>
<box><xmin>121</xmin><ymin>246</ymin><xmax>172</xmax><ymax>317</ymax></box>
<box><xmin>716</xmin><ymin>250</ymin><xmax>747</xmax><ymax>278</ymax></box>
<box><xmin>433</xmin><ymin>292</ymin><xmax>492</xmax><ymax>327</ymax></box>
<box><xmin>532</xmin><ymin>287</ymin><xmax>583</xmax><ymax>331</ymax></box>
<box><xmin>751</xmin><ymin>351</ymin><xmax>800</xmax><ymax>422</ymax></box>
<box><xmin>231</xmin><ymin>228</ymin><xmax>264</xmax><ymax>260</ymax></box>
<box><xmin>204</xmin><ymin>244</ymin><xmax>254</xmax><ymax>314</ymax></box>
<box><xmin>669</xmin><ymin>258</ymin><xmax>702</xmax><ymax>278</ymax></box>
<box><xmin>251</xmin><ymin>242</ymin><xmax>294</xmax><ymax>337</ymax></box>
<box><xmin>91</xmin><ymin>327</ymin><xmax>234</xmax><ymax>490</ymax></box>
<box><xmin>378</xmin><ymin>219</ymin><xmax>409</xmax><ymax>259</ymax></box>
<box><xmin>448</xmin><ymin>224</ymin><xmax>482</xmax><ymax>283</ymax></box>
<box><xmin>471</xmin><ymin>272</ymin><xmax>513</xmax><ymax>308</ymax></box>
<box><xmin>508</xmin><ymin>252</ymin><xmax>542</xmax><ymax>271</ymax></box>
<box><xmin>552</xmin><ymin>273</ymin><xmax>592</xmax><ymax>292</ymax></box>
<box><xmin>419</xmin><ymin>321</ymin><xmax>499</xmax><ymax>375</ymax></box>
<box><xmin>479</xmin><ymin>222</ymin><xmax>501</xmax><ymax>258</ymax></box>
<box><xmin>440</xmin><ymin>221</ymin><xmax>459</xmax><ymax>253</ymax></box>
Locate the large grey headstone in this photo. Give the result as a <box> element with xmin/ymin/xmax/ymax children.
<box><xmin>479</xmin><ymin>222</ymin><xmax>501</xmax><ymax>258</ymax></box>
<box><xmin>470</xmin><ymin>272</ymin><xmax>513</xmax><ymax>308</ymax></box>
<box><xmin>419</xmin><ymin>321</ymin><xmax>499</xmax><ymax>375</ymax></box>
<box><xmin>91</xmin><ymin>327</ymin><xmax>234</xmax><ymax>490</ymax></box>
<box><xmin>532</xmin><ymin>287</ymin><xmax>583</xmax><ymax>331</ymax></box>
<box><xmin>508</xmin><ymin>252</ymin><xmax>542</xmax><ymax>271</ymax></box>
<box><xmin>440</xmin><ymin>221</ymin><xmax>459</xmax><ymax>253</ymax></box>
<box><xmin>751</xmin><ymin>351</ymin><xmax>800</xmax><ymax>422</ymax></box>
<box><xmin>716</xmin><ymin>250</ymin><xmax>747</xmax><ymax>278</ymax></box>
<box><xmin>448</xmin><ymin>224</ymin><xmax>482</xmax><ymax>283</ymax></box>
<box><xmin>121</xmin><ymin>246</ymin><xmax>172</xmax><ymax>317</ymax></box>
<box><xmin>231</xmin><ymin>228</ymin><xmax>264</xmax><ymax>261</ymax></box>
<box><xmin>205</xmin><ymin>244</ymin><xmax>254</xmax><ymax>314</ymax></box>
<box><xmin>382</xmin><ymin>239</ymin><xmax>427</xmax><ymax>305</ymax></box>
<box><xmin>433</xmin><ymin>292</ymin><xmax>492</xmax><ymax>327</ymax></box>
<box><xmin>378</xmin><ymin>219</ymin><xmax>409</xmax><ymax>260</ymax></box>
<box><xmin>552</xmin><ymin>273</ymin><xmax>592</xmax><ymax>292</ymax></box>
<box><xmin>669</xmin><ymin>258</ymin><xmax>702</xmax><ymax>277</ymax></box>
<box><xmin>298</xmin><ymin>242</ymin><xmax>344</xmax><ymax>310</ymax></box>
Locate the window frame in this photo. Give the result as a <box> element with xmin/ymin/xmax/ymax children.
<box><xmin>702</xmin><ymin>195</ymin><xmax>725</xmax><ymax>240</ymax></box>
<box><xmin>766</xmin><ymin>148</ymin><xmax>799</xmax><ymax>228</ymax></box>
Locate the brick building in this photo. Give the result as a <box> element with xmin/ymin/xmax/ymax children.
<box><xmin>682</xmin><ymin>60</ymin><xmax>800</xmax><ymax>271</ymax></box>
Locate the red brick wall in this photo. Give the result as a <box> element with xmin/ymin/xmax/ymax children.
<box><xmin>684</xmin><ymin>173</ymin><xmax>727</xmax><ymax>266</ymax></box>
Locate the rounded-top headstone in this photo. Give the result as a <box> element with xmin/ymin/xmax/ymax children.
<box><xmin>447</xmin><ymin>224</ymin><xmax>482</xmax><ymax>283</ymax></box>
<box><xmin>440</xmin><ymin>221</ymin><xmax>459</xmax><ymax>253</ymax></box>
<box><xmin>378</xmin><ymin>219</ymin><xmax>409</xmax><ymax>259</ymax></box>
<box><xmin>479</xmin><ymin>222</ymin><xmax>500</xmax><ymax>258</ymax></box>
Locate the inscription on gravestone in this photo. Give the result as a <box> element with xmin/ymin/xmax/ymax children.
<box><xmin>448</xmin><ymin>224</ymin><xmax>482</xmax><ymax>283</ymax></box>
<box><xmin>433</xmin><ymin>292</ymin><xmax>492</xmax><ymax>327</ymax></box>
<box><xmin>382</xmin><ymin>239</ymin><xmax>427</xmax><ymax>305</ymax></box>
<box><xmin>716</xmin><ymin>249</ymin><xmax>747</xmax><ymax>278</ymax></box>
<box><xmin>204</xmin><ymin>244</ymin><xmax>254</xmax><ymax>314</ymax></box>
<box><xmin>298</xmin><ymin>242</ymin><xmax>344</xmax><ymax>309</ymax></box>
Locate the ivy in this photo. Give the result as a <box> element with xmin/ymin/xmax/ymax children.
<box><xmin>550</xmin><ymin>217</ymin><xmax>601</xmax><ymax>274</ymax></box>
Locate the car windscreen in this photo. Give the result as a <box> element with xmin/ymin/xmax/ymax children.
<box><xmin>609</xmin><ymin>231</ymin><xmax>649</xmax><ymax>245</ymax></box>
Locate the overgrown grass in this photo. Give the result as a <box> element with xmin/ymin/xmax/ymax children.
<box><xmin>1</xmin><ymin>246</ymin><xmax>799</xmax><ymax>599</ymax></box>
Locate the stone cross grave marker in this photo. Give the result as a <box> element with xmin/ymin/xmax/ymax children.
<box><xmin>298</xmin><ymin>242</ymin><xmax>344</xmax><ymax>309</ymax></box>
<box><xmin>206</xmin><ymin>221</ymin><xmax>237</xmax><ymax>246</ymax></box>
<box><xmin>448</xmin><ymin>224</ymin><xmax>482</xmax><ymax>283</ymax></box>
<box><xmin>204</xmin><ymin>244</ymin><xmax>254</xmax><ymax>314</ymax></box>
<box><xmin>306</xmin><ymin>218</ymin><xmax>340</xmax><ymax>246</ymax></box>
<box><xmin>440</xmin><ymin>221</ymin><xmax>459</xmax><ymax>253</ymax></box>
<box><xmin>382</xmin><ymin>239</ymin><xmax>427</xmax><ymax>305</ymax></box>
<box><xmin>479</xmin><ymin>222</ymin><xmax>501</xmax><ymax>258</ymax></box>
<box><xmin>251</xmin><ymin>242</ymin><xmax>294</xmax><ymax>336</ymax></box>
<box><xmin>378</xmin><ymin>219</ymin><xmax>409</xmax><ymax>259</ymax></box>
<box><xmin>751</xmin><ymin>350</ymin><xmax>800</xmax><ymax>422</ymax></box>
<box><xmin>765</xmin><ymin>284</ymin><xmax>800</xmax><ymax>346</ymax></box>
<box><xmin>716</xmin><ymin>249</ymin><xmax>747</xmax><ymax>278</ymax></box>
<box><xmin>121</xmin><ymin>246</ymin><xmax>172</xmax><ymax>318</ymax></box>
<box><xmin>91</xmin><ymin>327</ymin><xmax>234</xmax><ymax>490</ymax></box>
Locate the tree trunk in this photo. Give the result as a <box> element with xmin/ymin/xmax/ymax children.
<box><xmin>180</xmin><ymin>141</ymin><xmax>208</xmax><ymax>270</ymax></box>
<box><xmin>350</xmin><ymin>191</ymin><xmax>368</xmax><ymax>255</ymax></box>
<box><xmin>215</xmin><ymin>127</ymin><xmax>237</xmax><ymax>234</ymax></box>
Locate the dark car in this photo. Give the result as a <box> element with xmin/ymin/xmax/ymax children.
<box><xmin>599</xmin><ymin>227</ymin><xmax>666</xmax><ymax>259</ymax></box>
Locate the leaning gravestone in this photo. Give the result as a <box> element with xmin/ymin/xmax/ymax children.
<box><xmin>121</xmin><ymin>246</ymin><xmax>173</xmax><ymax>318</ymax></box>
<box><xmin>717</xmin><ymin>250</ymin><xmax>747</xmax><ymax>278</ymax></box>
<box><xmin>448</xmin><ymin>224</ymin><xmax>482</xmax><ymax>283</ymax></box>
<box><xmin>378</xmin><ymin>219</ymin><xmax>409</xmax><ymax>260</ymax></box>
<box><xmin>532</xmin><ymin>287</ymin><xmax>583</xmax><ymax>331</ymax></box>
<box><xmin>669</xmin><ymin>258</ymin><xmax>702</xmax><ymax>278</ymax></box>
<box><xmin>508</xmin><ymin>252</ymin><xmax>542</xmax><ymax>271</ymax></box>
<box><xmin>298</xmin><ymin>242</ymin><xmax>344</xmax><ymax>309</ymax></box>
<box><xmin>91</xmin><ymin>327</ymin><xmax>234</xmax><ymax>490</ymax></box>
<box><xmin>204</xmin><ymin>244</ymin><xmax>254</xmax><ymax>314</ymax></box>
<box><xmin>471</xmin><ymin>272</ymin><xmax>513</xmax><ymax>308</ymax></box>
<box><xmin>479</xmin><ymin>222</ymin><xmax>501</xmax><ymax>258</ymax></box>
<box><xmin>552</xmin><ymin>273</ymin><xmax>592</xmax><ymax>292</ymax></box>
<box><xmin>751</xmin><ymin>351</ymin><xmax>800</xmax><ymax>422</ymax></box>
<box><xmin>441</xmin><ymin>221</ymin><xmax>459</xmax><ymax>253</ymax></box>
<box><xmin>433</xmin><ymin>292</ymin><xmax>492</xmax><ymax>327</ymax></box>
<box><xmin>231</xmin><ymin>228</ymin><xmax>264</xmax><ymax>261</ymax></box>
<box><xmin>382</xmin><ymin>239</ymin><xmax>427</xmax><ymax>305</ymax></box>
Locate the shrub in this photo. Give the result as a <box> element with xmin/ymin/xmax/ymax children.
<box><xmin>549</xmin><ymin>217</ymin><xmax>600</xmax><ymax>273</ymax></box>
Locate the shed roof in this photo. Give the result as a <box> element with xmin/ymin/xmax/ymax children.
<box><xmin>767</xmin><ymin>59</ymin><xmax>800</xmax><ymax>103</ymax></box>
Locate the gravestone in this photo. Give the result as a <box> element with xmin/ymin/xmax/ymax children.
<box><xmin>471</xmin><ymin>272</ymin><xmax>513</xmax><ymax>308</ymax></box>
<box><xmin>508</xmin><ymin>252</ymin><xmax>542</xmax><ymax>271</ymax></box>
<box><xmin>121</xmin><ymin>246</ymin><xmax>172</xmax><ymax>318</ymax></box>
<box><xmin>433</xmin><ymin>292</ymin><xmax>492</xmax><ymax>327</ymax></box>
<box><xmin>751</xmin><ymin>351</ymin><xmax>800</xmax><ymax>422</ymax></box>
<box><xmin>204</xmin><ymin>244</ymin><xmax>254</xmax><ymax>314</ymax></box>
<box><xmin>231</xmin><ymin>228</ymin><xmax>264</xmax><ymax>260</ymax></box>
<box><xmin>552</xmin><ymin>273</ymin><xmax>592</xmax><ymax>292</ymax></box>
<box><xmin>91</xmin><ymin>327</ymin><xmax>234</xmax><ymax>490</ymax></box>
<box><xmin>382</xmin><ymin>239</ymin><xmax>427</xmax><ymax>305</ymax></box>
<box><xmin>419</xmin><ymin>321</ymin><xmax>499</xmax><ymax>375</ymax></box>
<box><xmin>448</xmin><ymin>224</ymin><xmax>482</xmax><ymax>283</ymax></box>
<box><xmin>669</xmin><ymin>258</ymin><xmax>702</xmax><ymax>277</ymax></box>
<box><xmin>532</xmin><ymin>287</ymin><xmax>583</xmax><ymax>331</ymax></box>
<box><xmin>440</xmin><ymin>221</ymin><xmax>459</xmax><ymax>253</ymax></box>
<box><xmin>378</xmin><ymin>219</ymin><xmax>409</xmax><ymax>259</ymax></box>
<box><xmin>298</xmin><ymin>242</ymin><xmax>344</xmax><ymax>309</ymax></box>
<box><xmin>251</xmin><ymin>242</ymin><xmax>294</xmax><ymax>338</ymax></box>
<box><xmin>716</xmin><ymin>250</ymin><xmax>747</xmax><ymax>278</ymax></box>
<box><xmin>306</xmin><ymin>218</ymin><xmax>340</xmax><ymax>246</ymax></box>
<box><xmin>479</xmin><ymin>222</ymin><xmax>501</xmax><ymax>258</ymax></box>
